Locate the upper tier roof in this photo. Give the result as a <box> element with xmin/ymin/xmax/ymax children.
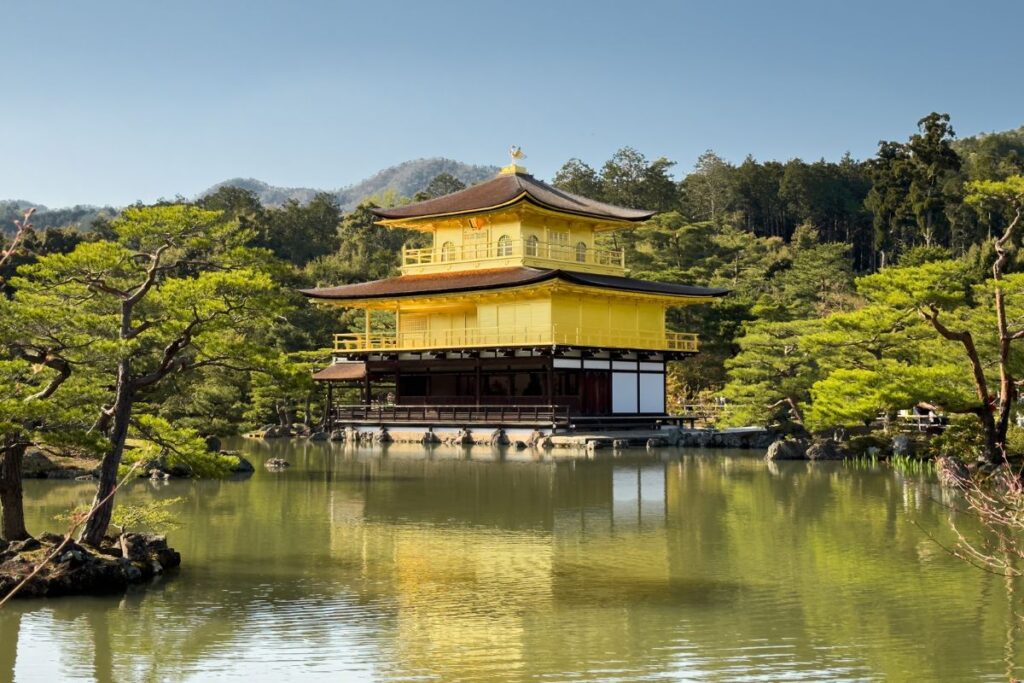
<box><xmin>372</xmin><ymin>171</ymin><xmax>655</xmax><ymax>223</ymax></box>
<box><xmin>300</xmin><ymin>267</ymin><xmax>729</xmax><ymax>301</ymax></box>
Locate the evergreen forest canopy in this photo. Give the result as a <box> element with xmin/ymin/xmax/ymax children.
<box><xmin>3</xmin><ymin>112</ymin><xmax>1024</xmax><ymax>467</ymax></box>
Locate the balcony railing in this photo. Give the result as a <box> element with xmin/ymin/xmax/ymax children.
<box><xmin>333</xmin><ymin>325</ymin><xmax>699</xmax><ymax>354</ymax></box>
<box><xmin>401</xmin><ymin>239</ymin><xmax>625</xmax><ymax>271</ymax></box>
<box><xmin>331</xmin><ymin>404</ymin><xmax>572</xmax><ymax>427</ymax></box>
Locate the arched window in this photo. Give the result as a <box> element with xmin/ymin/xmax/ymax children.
<box><xmin>440</xmin><ymin>241</ymin><xmax>455</xmax><ymax>262</ymax></box>
<box><xmin>496</xmin><ymin>234</ymin><xmax>512</xmax><ymax>257</ymax></box>
<box><xmin>525</xmin><ymin>235</ymin><xmax>539</xmax><ymax>257</ymax></box>
<box><xmin>575</xmin><ymin>241</ymin><xmax>587</xmax><ymax>263</ymax></box>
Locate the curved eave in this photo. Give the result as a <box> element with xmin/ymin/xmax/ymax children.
<box><xmin>300</xmin><ymin>269</ymin><xmax>558</xmax><ymax>304</ymax></box>
<box><xmin>301</xmin><ymin>274</ymin><xmax>729</xmax><ymax>307</ymax></box>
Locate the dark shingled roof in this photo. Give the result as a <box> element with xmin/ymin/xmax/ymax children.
<box><xmin>300</xmin><ymin>267</ymin><xmax>729</xmax><ymax>301</ymax></box>
<box><xmin>372</xmin><ymin>171</ymin><xmax>655</xmax><ymax>222</ymax></box>
<box><xmin>312</xmin><ymin>362</ymin><xmax>366</xmax><ymax>381</ymax></box>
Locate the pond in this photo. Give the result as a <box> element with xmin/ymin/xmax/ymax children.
<box><xmin>1</xmin><ymin>440</ymin><xmax>1020</xmax><ymax>682</ymax></box>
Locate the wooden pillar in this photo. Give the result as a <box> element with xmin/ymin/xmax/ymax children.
<box><xmin>394</xmin><ymin>364</ymin><xmax>401</xmax><ymax>405</ymax></box>
<box><xmin>363</xmin><ymin>371</ymin><xmax>371</xmax><ymax>406</ymax></box>
<box><xmin>364</xmin><ymin>308</ymin><xmax>371</xmax><ymax>344</ymax></box>
<box><xmin>475</xmin><ymin>356</ymin><xmax>482</xmax><ymax>407</ymax></box>
<box><xmin>326</xmin><ymin>382</ymin><xmax>333</xmax><ymax>429</ymax></box>
<box><xmin>547</xmin><ymin>355</ymin><xmax>554</xmax><ymax>408</ymax></box>
<box><xmin>662</xmin><ymin>358</ymin><xmax>668</xmax><ymax>416</ymax></box>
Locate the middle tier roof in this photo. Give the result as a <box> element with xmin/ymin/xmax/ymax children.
<box><xmin>300</xmin><ymin>267</ymin><xmax>729</xmax><ymax>303</ymax></box>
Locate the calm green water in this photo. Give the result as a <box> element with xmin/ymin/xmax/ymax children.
<box><xmin>1</xmin><ymin>440</ymin><xmax>1021</xmax><ymax>682</ymax></box>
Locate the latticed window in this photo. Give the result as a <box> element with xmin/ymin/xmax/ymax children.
<box><xmin>440</xmin><ymin>241</ymin><xmax>455</xmax><ymax>262</ymax></box>
<box><xmin>496</xmin><ymin>234</ymin><xmax>513</xmax><ymax>257</ymax></box>
<box><xmin>402</xmin><ymin>314</ymin><xmax>428</xmax><ymax>332</ymax></box>
<box><xmin>575</xmin><ymin>241</ymin><xmax>587</xmax><ymax>263</ymax></box>
<box><xmin>525</xmin><ymin>235</ymin><xmax>539</xmax><ymax>256</ymax></box>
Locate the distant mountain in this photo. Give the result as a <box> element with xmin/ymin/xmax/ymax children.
<box><xmin>334</xmin><ymin>158</ymin><xmax>498</xmax><ymax>209</ymax></box>
<box><xmin>203</xmin><ymin>158</ymin><xmax>499</xmax><ymax>210</ymax></box>
<box><xmin>1</xmin><ymin>200</ymin><xmax>114</xmax><ymax>235</ymax></box>
<box><xmin>2</xmin><ymin>158</ymin><xmax>500</xmax><ymax>234</ymax></box>
<box><xmin>199</xmin><ymin>178</ymin><xmax>322</xmax><ymax>207</ymax></box>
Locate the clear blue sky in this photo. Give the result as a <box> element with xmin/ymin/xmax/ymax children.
<box><xmin>2</xmin><ymin>0</ymin><xmax>1021</xmax><ymax>208</ymax></box>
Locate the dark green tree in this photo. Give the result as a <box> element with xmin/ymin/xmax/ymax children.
<box><xmin>679</xmin><ymin>150</ymin><xmax>734</xmax><ymax>222</ymax></box>
<box><xmin>866</xmin><ymin>113</ymin><xmax>963</xmax><ymax>257</ymax></box>
<box><xmin>413</xmin><ymin>173</ymin><xmax>466</xmax><ymax>201</ymax></box>
<box><xmin>552</xmin><ymin>158</ymin><xmax>604</xmax><ymax>199</ymax></box>
<box><xmin>259</xmin><ymin>193</ymin><xmax>341</xmax><ymax>266</ymax></box>
<box><xmin>907</xmin><ymin>112</ymin><xmax>962</xmax><ymax>247</ymax></box>
<box><xmin>600</xmin><ymin>147</ymin><xmax>677</xmax><ymax>211</ymax></box>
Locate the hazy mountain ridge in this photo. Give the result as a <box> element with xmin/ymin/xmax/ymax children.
<box><xmin>1</xmin><ymin>158</ymin><xmax>497</xmax><ymax>234</ymax></box>
<box><xmin>204</xmin><ymin>158</ymin><xmax>498</xmax><ymax>210</ymax></box>
<box><xmin>199</xmin><ymin>178</ymin><xmax>322</xmax><ymax>207</ymax></box>
<box><xmin>1</xmin><ymin>200</ymin><xmax>114</xmax><ymax>235</ymax></box>
<box><xmin>336</xmin><ymin>158</ymin><xmax>498</xmax><ymax>208</ymax></box>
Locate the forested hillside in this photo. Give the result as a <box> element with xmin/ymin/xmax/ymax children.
<box><xmin>4</xmin><ymin>112</ymin><xmax>1024</xmax><ymax>459</ymax></box>
<box><xmin>0</xmin><ymin>201</ymin><xmax>115</xmax><ymax>236</ymax></box>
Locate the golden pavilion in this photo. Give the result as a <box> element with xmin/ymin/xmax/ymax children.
<box><xmin>302</xmin><ymin>158</ymin><xmax>727</xmax><ymax>431</ymax></box>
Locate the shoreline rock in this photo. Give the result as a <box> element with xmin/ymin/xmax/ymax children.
<box><xmin>676</xmin><ymin>429</ymin><xmax>776</xmax><ymax>450</ymax></box>
<box><xmin>224</xmin><ymin>451</ymin><xmax>255</xmax><ymax>474</ymax></box>
<box><xmin>0</xmin><ymin>532</ymin><xmax>181</xmax><ymax>600</ymax></box>
<box><xmin>264</xmin><ymin>458</ymin><xmax>291</xmax><ymax>471</ymax></box>
<box><xmin>806</xmin><ymin>438</ymin><xmax>850</xmax><ymax>461</ymax></box>
<box><xmin>765</xmin><ymin>438</ymin><xmax>810</xmax><ymax>461</ymax></box>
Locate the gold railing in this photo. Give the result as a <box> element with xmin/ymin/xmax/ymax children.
<box><xmin>401</xmin><ymin>239</ymin><xmax>625</xmax><ymax>270</ymax></box>
<box><xmin>333</xmin><ymin>325</ymin><xmax>699</xmax><ymax>353</ymax></box>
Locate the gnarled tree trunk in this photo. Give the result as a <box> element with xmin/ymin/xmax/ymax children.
<box><xmin>0</xmin><ymin>438</ymin><xmax>29</xmax><ymax>541</ymax></box>
<box><xmin>79</xmin><ymin>359</ymin><xmax>133</xmax><ymax>546</ymax></box>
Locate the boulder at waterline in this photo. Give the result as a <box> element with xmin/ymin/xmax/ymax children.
<box><xmin>222</xmin><ymin>451</ymin><xmax>254</xmax><ymax>474</ymax></box>
<box><xmin>765</xmin><ymin>438</ymin><xmax>810</xmax><ymax>461</ymax></box>
<box><xmin>676</xmin><ymin>429</ymin><xmax>776</xmax><ymax>449</ymax></box>
<box><xmin>489</xmin><ymin>429</ymin><xmax>510</xmax><ymax>447</ymax></box>
<box><xmin>265</xmin><ymin>458</ymin><xmax>291</xmax><ymax>471</ymax></box>
<box><xmin>892</xmin><ymin>434</ymin><xmax>912</xmax><ymax>456</ymax></box>
<box><xmin>806</xmin><ymin>438</ymin><xmax>850</xmax><ymax>461</ymax></box>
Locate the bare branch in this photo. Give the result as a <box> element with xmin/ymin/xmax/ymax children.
<box><xmin>0</xmin><ymin>207</ymin><xmax>34</xmax><ymax>270</ymax></box>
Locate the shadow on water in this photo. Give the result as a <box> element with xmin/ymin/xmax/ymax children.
<box><xmin>3</xmin><ymin>441</ymin><xmax>1022</xmax><ymax>681</ymax></box>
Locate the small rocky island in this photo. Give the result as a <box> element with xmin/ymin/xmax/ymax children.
<box><xmin>0</xmin><ymin>532</ymin><xmax>180</xmax><ymax>599</ymax></box>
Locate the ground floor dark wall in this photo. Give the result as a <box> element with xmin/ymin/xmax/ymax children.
<box><xmin>362</xmin><ymin>355</ymin><xmax>666</xmax><ymax>417</ymax></box>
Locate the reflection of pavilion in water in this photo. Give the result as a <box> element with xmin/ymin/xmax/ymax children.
<box><xmin>329</xmin><ymin>453</ymin><xmax>671</xmax><ymax>532</ymax></box>
<box><xmin>326</xmin><ymin>453</ymin><xmax>681</xmax><ymax>680</ymax></box>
